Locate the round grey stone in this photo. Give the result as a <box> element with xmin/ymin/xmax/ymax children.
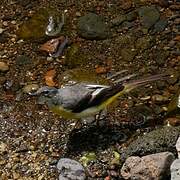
<box><xmin>57</xmin><ymin>158</ymin><xmax>86</xmax><ymax>180</ymax></box>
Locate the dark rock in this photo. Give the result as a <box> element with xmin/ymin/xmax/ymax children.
<box><xmin>0</xmin><ymin>32</ymin><xmax>9</xmax><ymax>43</ymax></box>
<box><xmin>125</xmin><ymin>11</ymin><xmax>137</xmax><ymax>22</ymax></box>
<box><xmin>138</xmin><ymin>6</ymin><xmax>160</xmax><ymax>31</ymax></box>
<box><xmin>15</xmin><ymin>0</ymin><xmax>32</xmax><ymax>7</ymax></box>
<box><xmin>153</xmin><ymin>49</ymin><xmax>169</xmax><ymax>66</ymax></box>
<box><xmin>77</xmin><ymin>13</ymin><xmax>109</xmax><ymax>40</ymax></box>
<box><xmin>111</xmin><ymin>15</ymin><xmax>126</xmax><ymax>26</ymax></box>
<box><xmin>136</xmin><ymin>36</ymin><xmax>153</xmax><ymax>51</ymax></box>
<box><xmin>167</xmin><ymin>89</ymin><xmax>180</xmax><ymax>117</ymax></box>
<box><xmin>158</xmin><ymin>0</ymin><xmax>170</xmax><ymax>7</ymax></box>
<box><xmin>153</xmin><ymin>19</ymin><xmax>168</xmax><ymax>33</ymax></box>
<box><xmin>121</xmin><ymin>152</ymin><xmax>175</xmax><ymax>180</ymax></box>
<box><xmin>120</xmin><ymin>48</ymin><xmax>137</xmax><ymax>62</ymax></box>
<box><xmin>120</xmin><ymin>126</ymin><xmax>180</xmax><ymax>161</ymax></box>
<box><xmin>16</xmin><ymin>55</ymin><xmax>31</xmax><ymax>66</ymax></box>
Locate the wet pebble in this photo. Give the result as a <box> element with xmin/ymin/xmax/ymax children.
<box><xmin>22</xmin><ymin>84</ymin><xmax>39</xmax><ymax>94</ymax></box>
<box><xmin>152</xmin><ymin>94</ymin><xmax>169</xmax><ymax>103</ymax></box>
<box><xmin>17</xmin><ymin>9</ymin><xmax>60</xmax><ymax>41</ymax></box>
<box><xmin>57</xmin><ymin>158</ymin><xmax>86</xmax><ymax>180</ymax></box>
<box><xmin>16</xmin><ymin>55</ymin><xmax>31</xmax><ymax>66</ymax></box>
<box><xmin>0</xmin><ymin>28</ymin><xmax>4</xmax><ymax>34</ymax></box>
<box><xmin>77</xmin><ymin>13</ymin><xmax>109</xmax><ymax>40</ymax></box>
<box><xmin>111</xmin><ymin>15</ymin><xmax>126</xmax><ymax>26</ymax></box>
<box><xmin>0</xmin><ymin>142</ymin><xmax>7</xmax><ymax>154</ymax></box>
<box><xmin>153</xmin><ymin>19</ymin><xmax>168</xmax><ymax>33</ymax></box>
<box><xmin>167</xmin><ymin>89</ymin><xmax>180</xmax><ymax>117</ymax></box>
<box><xmin>0</xmin><ymin>76</ymin><xmax>6</xmax><ymax>85</ymax></box>
<box><xmin>0</xmin><ymin>61</ymin><xmax>9</xmax><ymax>72</ymax></box>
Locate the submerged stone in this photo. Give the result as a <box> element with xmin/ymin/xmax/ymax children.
<box><xmin>17</xmin><ymin>8</ymin><xmax>62</xmax><ymax>41</ymax></box>
<box><xmin>153</xmin><ymin>19</ymin><xmax>168</xmax><ymax>33</ymax></box>
<box><xmin>167</xmin><ymin>89</ymin><xmax>180</xmax><ymax>117</ymax></box>
<box><xmin>77</xmin><ymin>13</ymin><xmax>109</xmax><ymax>40</ymax></box>
<box><xmin>58</xmin><ymin>68</ymin><xmax>109</xmax><ymax>86</ymax></box>
<box><xmin>138</xmin><ymin>6</ymin><xmax>160</xmax><ymax>31</ymax></box>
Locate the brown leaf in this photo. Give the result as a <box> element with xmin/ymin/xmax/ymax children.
<box><xmin>39</xmin><ymin>36</ymin><xmax>64</xmax><ymax>53</ymax></box>
<box><xmin>174</xmin><ymin>35</ymin><xmax>180</xmax><ymax>42</ymax></box>
<box><xmin>44</xmin><ymin>69</ymin><xmax>57</xmax><ymax>87</ymax></box>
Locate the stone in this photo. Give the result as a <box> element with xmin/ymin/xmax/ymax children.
<box><xmin>120</xmin><ymin>126</ymin><xmax>180</xmax><ymax>161</ymax></box>
<box><xmin>0</xmin><ymin>142</ymin><xmax>7</xmax><ymax>154</ymax></box>
<box><xmin>153</xmin><ymin>19</ymin><xmax>168</xmax><ymax>33</ymax></box>
<box><xmin>17</xmin><ymin>8</ymin><xmax>61</xmax><ymax>41</ymax></box>
<box><xmin>22</xmin><ymin>84</ymin><xmax>39</xmax><ymax>94</ymax></box>
<box><xmin>176</xmin><ymin>137</ymin><xmax>180</xmax><ymax>158</ymax></box>
<box><xmin>153</xmin><ymin>49</ymin><xmax>169</xmax><ymax>66</ymax></box>
<box><xmin>77</xmin><ymin>13</ymin><xmax>109</xmax><ymax>40</ymax></box>
<box><xmin>16</xmin><ymin>55</ymin><xmax>31</xmax><ymax>66</ymax></box>
<box><xmin>121</xmin><ymin>152</ymin><xmax>175</xmax><ymax>180</ymax></box>
<box><xmin>0</xmin><ymin>61</ymin><xmax>9</xmax><ymax>72</ymax></box>
<box><xmin>136</xmin><ymin>36</ymin><xmax>152</xmax><ymax>51</ymax></box>
<box><xmin>167</xmin><ymin>89</ymin><xmax>180</xmax><ymax>117</ymax></box>
<box><xmin>111</xmin><ymin>15</ymin><xmax>126</xmax><ymax>26</ymax></box>
<box><xmin>57</xmin><ymin>158</ymin><xmax>86</xmax><ymax>180</ymax></box>
<box><xmin>152</xmin><ymin>94</ymin><xmax>169</xmax><ymax>103</ymax></box>
<box><xmin>138</xmin><ymin>6</ymin><xmax>160</xmax><ymax>30</ymax></box>
<box><xmin>0</xmin><ymin>28</ymin><xmax>4</xmax><ymax>34</ymax></box>
<box><xmin>120</xmin><ymin>48</ymin><xmax>137</xmax><ymax>62</ymax></box>
<box><xmin>171</xmin><ymin>159</ymin><xmax>180</xmax><ymax>180</ymax></box>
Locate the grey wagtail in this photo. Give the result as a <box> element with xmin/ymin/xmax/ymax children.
<box><xmin>32</xmin><ymin>74</ymin><xmax>168</xmax><ymax>119</ymax></box>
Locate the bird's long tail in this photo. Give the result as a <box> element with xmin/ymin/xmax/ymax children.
<box><xmin>123</xmin><ymin>73</ymin><xmax>169</xmax><ymax>93</ymax></box>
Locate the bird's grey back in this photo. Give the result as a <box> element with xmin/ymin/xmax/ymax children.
<box><xmin>51</xmin><ymin>84</ymin><xmax>94</xmax><ymax>110</ymax></box>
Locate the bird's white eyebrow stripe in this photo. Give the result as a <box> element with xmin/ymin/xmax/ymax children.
<box><xmin>92</xmin><ymin>87</ymin><xmax>105</xmax><ymax>96</ymax></box>
<box><xmin>86</xmin><ymin>84</ymin><xmax>109</xmax><ymax>88</ymax></box>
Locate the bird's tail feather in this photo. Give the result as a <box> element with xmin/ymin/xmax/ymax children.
<box><xmin>123</xmin><ymin>73</ymin><xmax>169</xmax><ymax>93</ymax></box>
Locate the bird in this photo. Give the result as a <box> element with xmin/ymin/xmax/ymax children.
<box><xmin>31</xmin><ymin>73</ymin><xmax>168</xmax><ymax>120</ymax></box>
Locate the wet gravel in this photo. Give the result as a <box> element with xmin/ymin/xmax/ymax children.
<box><xmin>0</xmin><ymin>0</ymin><xmax>180</xmax><ymax>179</ymax></box>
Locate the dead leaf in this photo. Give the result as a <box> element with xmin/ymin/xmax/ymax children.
<box><xmin>40</xmin><ymin>36</ymin><xmax>64</xmax><ymax>53</ymax></box>
<box><xmin>174</xmin><ymin>35</ymin><xmax>180</xmax><ymax>42</ymax></box>
<box><xmin>44</xmin><ymin>69</ymin><xmax>56</xmax><ymax>87</ymax></box>
<box><xmin>95</xmin><ymin>59</ymin><xmax>112</xmax><ymax>74</ymax></box>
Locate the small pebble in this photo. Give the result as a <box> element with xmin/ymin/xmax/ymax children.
<box><xmin>11</xmin><ymin>20</ymin><xmax>16</xmax><ymax>25</ymax></box>
<box><xmin>0</xmin><ymin>28</ymin><xmax>4</xmax><ymax>34</ymax></box>
<box><xmin>22</xmin><ymin>84</ymin><xmax>39</xmax><ymax>94</ymax></box>
<box><xmin>76</xmin><ymin>12</ymin><xmax>81</xmax><ymax>17</ymax></box>
<box><xmin>152</xmin><ymin>94</ymin><xmax>169</xmax><ymax>102</ymax></box>
<box><xmin>0</xmin><ymin>61</ymin><xmax>9</xmax><ymax>72</ymax></box>
<box><xmin>2</xmin><ymin>21</ymin><xmax>8</xmax><ymax>26</ymax></box>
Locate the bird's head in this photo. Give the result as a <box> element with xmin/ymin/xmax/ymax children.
<box><xmin>30</xmin><ymin>86</ymin><xmax>58</xmax><ymax>98</ymax></box>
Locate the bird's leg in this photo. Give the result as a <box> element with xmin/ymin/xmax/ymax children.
<box><xmin>73</xmin><ymin>120</ymin><xmax>82</xmax><ymax>130</ymax></box>
<box><xmin>93</xmin><ymin>110</ymin><xmax>104</xmax><ymax>126</ymax></box>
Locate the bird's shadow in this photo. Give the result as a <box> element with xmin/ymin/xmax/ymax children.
<box><xmin>65</xmin><ymin>124</ymin><xmax>132</xmax><ymax>155</ymax></box>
